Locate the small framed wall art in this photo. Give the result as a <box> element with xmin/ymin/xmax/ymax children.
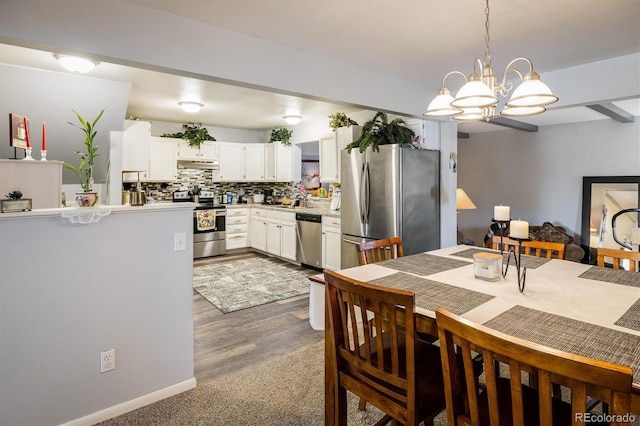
<box><xmin>9</xmin><ymin>113</ymin><xmax>29</xmax><ymax>149</ymax></box>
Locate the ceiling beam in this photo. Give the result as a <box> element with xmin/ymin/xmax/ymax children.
<box><xmin>488</xmin><ymin>117</ymin><xmax>539</xmax><ymax>132</ymax></box>
<box><xmin>586</xmin><ymin>103</ymin><xmax>635</xmax><ymax>123</ymax></box>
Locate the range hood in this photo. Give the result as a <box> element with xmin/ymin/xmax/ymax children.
<box><xmin>177</xmin><ymin>159</ymin><xmax>220</xmax><ymax>170</ymax></box>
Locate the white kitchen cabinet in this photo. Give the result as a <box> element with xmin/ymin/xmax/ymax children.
<box><xmin>244</xmin><ymin>144</ymin><xmax>265</xmax><ymax>181</ymax></box>
<box><xmin>226</xmin><ymin>207</ymin><xmax>250</xmax><ymax>249</ymax></box>
<box><xmin>319</xmin><ymin>126</ymin><xmax>361</xmax><ymax>183</ymax></box>
<box><xmin>250</xmin><ymin>208</ymin><xmax>268</xmax><ymax>252</ymax></box>
<box><xmin>265</xmin><ymin>210</ymin><xmax>296</xmax><ymax>261</ymax></box>
<box><xmin>322</xmin><ymin>217</ymin><xmax>342</xmax><ymax>270</ymax></box>
<box><xmin>121</xmin><ymin>120</ymin><xmax>151</xmax><ymax>172</ymax></box>
<box><xmin>144</xmin><ymin>136</ymin><xmax>178</xmax><ymax>181</ymax></box>
<box><xmin>217</xmin><ymin>142</ymin><xmax>245</xmax><ymax>182</ymax></box>
<box><xmin>177</xmin><ymin>140</ymin><xmax>218</xmax><ymax>161</ymax></box>
<box><xmin>265</xmin><ymin>143</ymin><xmax>302</xmax><ymax>182</ymax></box>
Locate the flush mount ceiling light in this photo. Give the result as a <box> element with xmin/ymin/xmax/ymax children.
<box><xmin>283</xmin><ymin>115</ymin><xmax>302</xmax><ymax>125</ymax></box>
<box><xmin>424</xmin><ymin>0</ymin><xmax>558</xmax><ymax>121</ymax></box>
<box><xmin>55</xmin><ymin>54</ymin><xmax>98</xmax><ymax>73</ymax></box>
<box><xmin>178</xmin><ymin>102</ymin><xmax>204</xmax><ymax>113</ymax></box>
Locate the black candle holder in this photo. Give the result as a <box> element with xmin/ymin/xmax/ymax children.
<box><xmin>491</xmin><ymin>218</ymin><xmax>512</xmax><ymax>277</ymax></box>
<box><xmin>505</xmin><ymin>235</ymin><xmax>532</xmax><ymax>293</ymax></box>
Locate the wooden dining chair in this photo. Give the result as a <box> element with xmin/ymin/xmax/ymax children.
<box><xmin>324</xmin><ymin>269</ymin><xmax>447</xmax><ymax>426</ymax></box>
<box><xmin>356</xmin><ymin>237</ymin><xmax>404</xmax><ymax>266</ymax></box>
<box><xmin>435</xmin><ymin>307</ymin><xmax>634</xmax><ymax>426</ymax></box>
<box><xmin>491</xmin><ymin>235</ymin><xmax>521</xmax><ymax>253</ymax></box>
<box><xmin>597</xmin><ymin>247</ymin><xmax>640</xmax><ymax>272</ymax></box>
<box><xmin>522</xmin><ymin>240</ymin><xmax>566</xmax><ymax>260</ymax></box>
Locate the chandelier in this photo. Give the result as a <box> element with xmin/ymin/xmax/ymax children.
<box><xmin>424</xmin><ymin>0</ymin><xmax>558</xmax><ymax>121</ymax></box>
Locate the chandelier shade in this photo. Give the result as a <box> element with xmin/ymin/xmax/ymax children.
<box><xmin>423</xmin><ymin>0</ymin><xmax>557</xmax><ymax>121</ymax></box>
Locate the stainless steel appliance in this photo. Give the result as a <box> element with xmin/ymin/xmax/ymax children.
<box><xmin>340</xmin><ymin>145</ymin><xmax>440</xmax><ymax>269</ymax></box>
<box><xmin>296</xmin><ymin>212</ymin><xmax>323</xmax><ymax>269</ymax></box>
<box><xmin>173</xmin><ymin>190</ymin><xmax>227</xmax><ymax>259</ymax></box>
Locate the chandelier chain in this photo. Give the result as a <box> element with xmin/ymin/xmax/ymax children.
<box><xmin>484</xmin><ymin>0</ymin><xmax>491</xmax><ymax>66</ymax></box>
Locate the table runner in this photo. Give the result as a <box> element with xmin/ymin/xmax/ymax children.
<box><xmin>483</xmin><ymin>305</ymin><xmax>640</xmax><ymax>383</ymax></box>
<box><xmin>370</xmin><ymin>272</ymin><xmax>495</xmax><ymax>315</ymax></box>
<box><xmin>579</xmin><ymin>266</ymin><xmax>640</xmax><ymax>287</ymax></box>
<box><xmin>616</xmin><ymin>298</ymin><xmax>640</xmax><ymax>332</ymax></box>
<box><xmin>451</xmin><ymin>247</ymin><xmax>550</xmax><ymax>269</ymax></box>
<box><xmin>378</xmin><ymin>253</ymin><xmax>470</xmax><ymax>276</ymax></box>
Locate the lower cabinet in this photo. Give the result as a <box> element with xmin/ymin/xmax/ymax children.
<box><xmin>250</xmin><ymin>208</ymin><xmax>267</xmax><ymax>252</ymax></box>
<box><xmin>322</xmin><ymin>217</ymin><xmax>341</xmax><ymax>270</ymax></box>
<box><xmin>266</xmin><ymin>210</ymin><xmax>296</xmax><ymax>261</ymax></box>
<box><xmin>226</xmin><ymin>207</ymin><xmax>249</xmax><ymax>249</ymax></box>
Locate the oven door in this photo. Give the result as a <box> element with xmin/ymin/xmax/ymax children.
<box><xmin>193</xmin><ymin>209</ymin><xmax>226</xmax><ymax>258</ymax></box>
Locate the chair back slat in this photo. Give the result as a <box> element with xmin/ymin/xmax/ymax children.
<box><xmin>436</xmin><ymin>308</ymin><xmax>634</xmax><ymax>426</ymax></box>
<box><xmin>597</xmin><ymin>247</ymin><xmax>640</xmax><ymax>272</ymax></box>
<box><xmin>522</xmin><ymin>240</ymin><xmax>566</xmax><ymax>259</ymax></box>
<box><xmin>356</xmin><ymin>237</ymin><xmax>404</xmax><ymax>266</ymax></box>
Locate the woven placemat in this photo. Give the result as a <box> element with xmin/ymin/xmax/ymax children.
<box><xmin>483</xmin><ymin>305</ymin><xmax>640</xmax><ymax>383</ymax></box>
<box><xmin>615</xmin><ymin>298</ymin><xmax>640</xmax><ymax>331</ymax></box>
<box><xmin>370</xmin><ymin>272</ymin><xmax>494</xmax><ymax>315</ymax></box>
<box><xmin>378</xmin><ymin>253</ymin><xmax>470</xmax><ymax>276</ymax></box>
<box><xmin>579</xmin><ymin>266</ymin><xmax>640</xmax><ymax>287</ymax></box>
<box><xmin>451</xmin><ymin>247</ymin><xmax>549</xmax><ymax>269</ymax></box>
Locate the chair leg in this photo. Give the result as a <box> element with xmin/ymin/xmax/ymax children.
<box><xmin>358</xmin><ymin>397</ymin><xmax>367</xmax><ymax>411</ymax></box>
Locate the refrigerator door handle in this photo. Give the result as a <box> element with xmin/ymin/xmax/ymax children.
<box><xmin>342</xmin><ymin>238</ymin><xmax>359</xmax><ymax>245</ymax></box>
<box><xmin>359</xmin><ymin>162</ymin><xmax>366</xmax><ymax>224</ymax></box>
<box><xmin>363</xmin><ymin>162</ymin><xmax>371</xmax><ymax>225</ymax></box>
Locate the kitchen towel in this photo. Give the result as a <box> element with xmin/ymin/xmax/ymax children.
<box><xmin>196</xmin><ymin>209</ymin><xmax>217</xmax><ymax>231</ymax></box>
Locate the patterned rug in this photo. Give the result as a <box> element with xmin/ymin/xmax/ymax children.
<box><xmin>193</xmin><ymin>257</ymin><xmax>312</xmax><ymax>313</ymax></box>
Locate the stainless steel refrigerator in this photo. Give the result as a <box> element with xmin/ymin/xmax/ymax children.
<box><xmin>340</xmin><ymin>145</ymin><xmax>440</xmax><ymax>269</ymax></box>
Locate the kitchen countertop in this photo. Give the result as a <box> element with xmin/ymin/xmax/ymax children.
<box><xmin>225</xmin><ymin>203</ymin><xmax>341</xmax><ymax>218</ymax></box>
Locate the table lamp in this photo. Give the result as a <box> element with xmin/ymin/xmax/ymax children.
<box><xmin>457</xmin><ymin>188</ymin><xmax>476</xmax><ymax>244</ymax></box>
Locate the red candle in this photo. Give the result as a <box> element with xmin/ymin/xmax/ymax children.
<box><xmin>23</xmin><ymin>117</ymin><xmax>30</xmax><ymax>148</ymax></box>
<box><xmin>42</xmin><ymin>122</ymin><xmax>46</xmax><ymax>151</ymax></box>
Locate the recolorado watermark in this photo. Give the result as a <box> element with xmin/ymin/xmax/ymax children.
<box><xmin>575</xmin><ymin>412</ymin><xmax>636</xmax><ymax>423</ymax></box>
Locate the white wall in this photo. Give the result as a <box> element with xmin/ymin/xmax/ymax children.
<box><xmin>0</xmin><ymin>206</ymin><xmax>195</xmax><ymax>425</ymax></box>
<box><xmin>150</xmin><ymin>120</ymin><xmax>267</xmax><ymax>143</ymax></box>
<box><xmin>457</xmin><ymin>119</ymin><xmax>640</xmax><ymax>246</ymax></box>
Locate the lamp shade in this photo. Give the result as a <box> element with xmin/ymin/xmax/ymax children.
<box><xmin>450</xmin><ymin>74</ymin><xmax>498</xmax><ymax>109</ymax></box>
<box><xmin>424</xmin><ymin>88</ymin><xmax>463</xmax><ymax>117</ymax></box>
<box><xmin>454</xmin><ymin>107</ymin><xmax>491</xmax><ymax>121</ymax></box>
<box><xmin>456</xmin><ymin>188</ymin><xmax>477</xmax><ymax>210</ymax></box>
<box><xmin>500</xmin><ymin>105</ymin><xmax>546</xmax><ymax>117</ymax></box>
<box><xmin>506</xmin><ymin>72</ymin><xmax>558</xmax><ymax>108</ymax></box>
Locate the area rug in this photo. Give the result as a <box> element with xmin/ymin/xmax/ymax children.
<box><xmin>193</xmin><ymin>257</ymin><xmax>312</xmax><ymax>313</ymax></box>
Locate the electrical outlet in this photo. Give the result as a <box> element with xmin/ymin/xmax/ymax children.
<box><xmin>174</xmin><ymin>233</ymin><xmax>186</xmax><ymax>251</ymax></box>
<box><xmin>100</xmin><ymin>349</ymin><xmax>116</xmax><ymax>373</ymax></box>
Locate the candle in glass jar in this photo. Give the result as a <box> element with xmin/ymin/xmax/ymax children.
<box><xmin>510</xmin><ymin>220</ymin><xmax>529</xmax><ymax>239</ymax></box>
<box><xmin>494</xmin><ymin>205</ymin><xmax>510</xmax><ymax>221</ymax></box>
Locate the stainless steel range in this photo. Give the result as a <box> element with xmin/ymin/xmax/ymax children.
<box><xmin>173</xmin><ymin>190</ymin><xmax>226</xmax><ymax>259</ymax></box>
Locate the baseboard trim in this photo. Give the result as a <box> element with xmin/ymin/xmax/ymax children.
<box><xmin>62</xmin><ymin>377</ymin><xmax>197</xmax><ymax>426</ymax></box>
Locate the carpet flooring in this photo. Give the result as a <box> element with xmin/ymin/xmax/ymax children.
<box><xmin>193</xmin><ymin>257</ymin><xmax>312</xmax><ymax>313</ymax></box>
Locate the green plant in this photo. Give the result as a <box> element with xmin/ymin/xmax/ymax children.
<box><xmin>269</xmin><ymin>127</ymin><xmax>293</xmax><ymax>146</ymax></box>
<box><xmin>328</xmin><ymin>112</ymin><xmax>358</xmax><ymax>132</ymax></box>
<box><xmin>161</xmin><ymin>122</ymin><xmax>216</xmax><ymax>148</ymax></box>
<box><xmin>64</xmin><ymin>108</ymin><xmax>105</xmax><ymax>192</ymax></box>
<box><xmin>345</xmin><ymin>112</ymin><xmax>415</xmax><ymax>153</ymax></box>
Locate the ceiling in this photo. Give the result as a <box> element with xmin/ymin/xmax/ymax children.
<box><xmin>1</xmin><ymin>0</ymin><xmax>638</xmax><ymax>134</ymax></box>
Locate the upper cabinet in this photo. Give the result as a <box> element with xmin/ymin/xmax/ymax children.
<box><xmin>177</xmin><ymin>140</ymin><xmax>218</xmax><ymax>161</ymax></box>
<box><xmin>121</xmin><ymin>120</ymin><xmax>151</xmax><ymax>172</ymax></box>
<box><xmin>265</xmin><ymin>143</ymin><xmax>302</xmax><ymax>182</ymax></box>
<box><xmin>244</xmin><ymin>144</ymin><xmax>265</xmax><ymax>181</ymax></box>
<box><xmin>217</xmin><ymin>142</ymin><xmax>245</xmax><ymax>182</ymax></box>
<box><xmin>319</xmin><ymin>126</ymin><xmax>361</xmax><ymax>183</ymax></box>
<box><xmin>145</xmin><ymin>137</ymin><xmax>178</xmax><ymax>181</ymax></box>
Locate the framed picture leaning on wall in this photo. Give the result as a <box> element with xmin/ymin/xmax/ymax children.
<box><xmin>9</xmin><ymin>113</ymin><xmax>28</xmax><ymax>149</ymax></box>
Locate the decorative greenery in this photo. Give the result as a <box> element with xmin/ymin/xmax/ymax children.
<box><xmin>345</xmin><ymin>112</ymin><xmax>415</xmax><ymax>153</ymax></box>
<box><xmin>64</xmin><ymin>108</ymin><xmax>105</xmax><ymax>192</ymax></box>
<box><xmin>269</xmin><ymin>127</ymin><xmax>293</xmax><ymax>146</ymax></box>
<box><xmin>161</xmin><ymin>122</ymin><xmax>216</xmax><ymax>148</ymax></box>
<box><xmin>328</xmin><ymin>112</ymin><xmax>358</xmax><ymax>132</ymax></box>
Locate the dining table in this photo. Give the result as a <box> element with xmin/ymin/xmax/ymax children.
<box><xmin>322</xmin><ymin>245</ymin><xmax>640</xmax><ymax>425</ymax></box>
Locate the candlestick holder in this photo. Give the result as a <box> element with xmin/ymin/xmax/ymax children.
<box><xmin>22</xmin><ymin>147</ymin><xmax>35</xmax><ymax>161</ymax></box>
<box><xmin>491</xmin><ymin>218</ymin><xmax>512</xmax><ymax>277</ymax></box>
<box><xmin>505</xmin><ymin>235</ymin><xmax>532</xmax><ymax>293</ymax></box>
<box><xmin>40</xmin><ymin>150</ymin><xmax>47</xmax><ymax>161</ymax></box>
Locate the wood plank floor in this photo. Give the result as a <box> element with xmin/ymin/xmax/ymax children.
<box><xmin>193</xmin><ymin>251</ymin><xmax>324</xmax><ymax>385</ymax></box>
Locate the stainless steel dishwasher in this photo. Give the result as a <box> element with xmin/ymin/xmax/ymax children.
<box><xmin>296</xmin><ymin>212</ymin><xmax>323</xmax><ymax>269</ymax></box>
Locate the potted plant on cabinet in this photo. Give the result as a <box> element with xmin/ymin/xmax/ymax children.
<box><xmin>161</xmin><ymin>122</ymin><xmax>216</xmax><ymax>149</ymax></box>
<box><xmin>64</xmin><ymin>108</ymin><xmax>104</xmax><ymax>207</ymax></box>
<box><xmin>345</xmin><ymin>111</ymin><xmax>415</xmax><ymax>153</ymax></box>
<box><xmin>269</xmin><ymin>127</ymin><xmax>293</xmax><ymax>146</ymax></box>
<box><xmin>328</xmin><ymin>112</ymin><xmax>358</xmax><ymax>132</ymax></box>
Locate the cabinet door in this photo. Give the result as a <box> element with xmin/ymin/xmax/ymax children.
<box><xmin>276</xmin><ymin>143</ymin><xmax>302</xmax><ymax>182</ymax></box>
<box><xmin>264</xmin><ymin>143</ymin><xmax>277</xmax><ymax>181</ymax></box>
<box><xmin>218</xmin><ymin>143</ymin><xmax>245</xmax><ymax>181</ymax></box>
<box><xmin>121</xmin><ymin>120</ymin><xmax>150</xmax><ymax>172</ymax></box>
<box><xmin>147</xmin><ymin>137</ymin><xmax>177</xmax><ymax>181</ymax></box>
<box><xmin>280</xmin><ymin>221</ymin><xmax>297</xmax><ymax>261</ymax></box>
<box><xmin>250</xmin><ymin>217</ymin><xmax>267</xmax><ymax>251</ymax></box>
<box><xmin>319</xmin><ymin>134</ymin><xmax>338</xmax><ymax>183</ymax></box>
<box><xmin>199</xmin><ymin>141</ymin><xmax>219</xmax><ymax>161</ymax></box>
<box><xmin>177</xmin><ymin>140</ymin><xmax>201</xmax><ymax>160</ymax></box>
<box><xmin>266</xmin><ymin>219</ymin><xmax>281</xmax><ymax>255</ymax></box>
<box><xmin>244</xmin><ymin>144</ymin><xmax>265</xmax><ymax>181</ymax></box>
<box><xmin>323</xmin><ymin>228</ymin><xmax>342</xmax><ymax>270</ymax></box>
